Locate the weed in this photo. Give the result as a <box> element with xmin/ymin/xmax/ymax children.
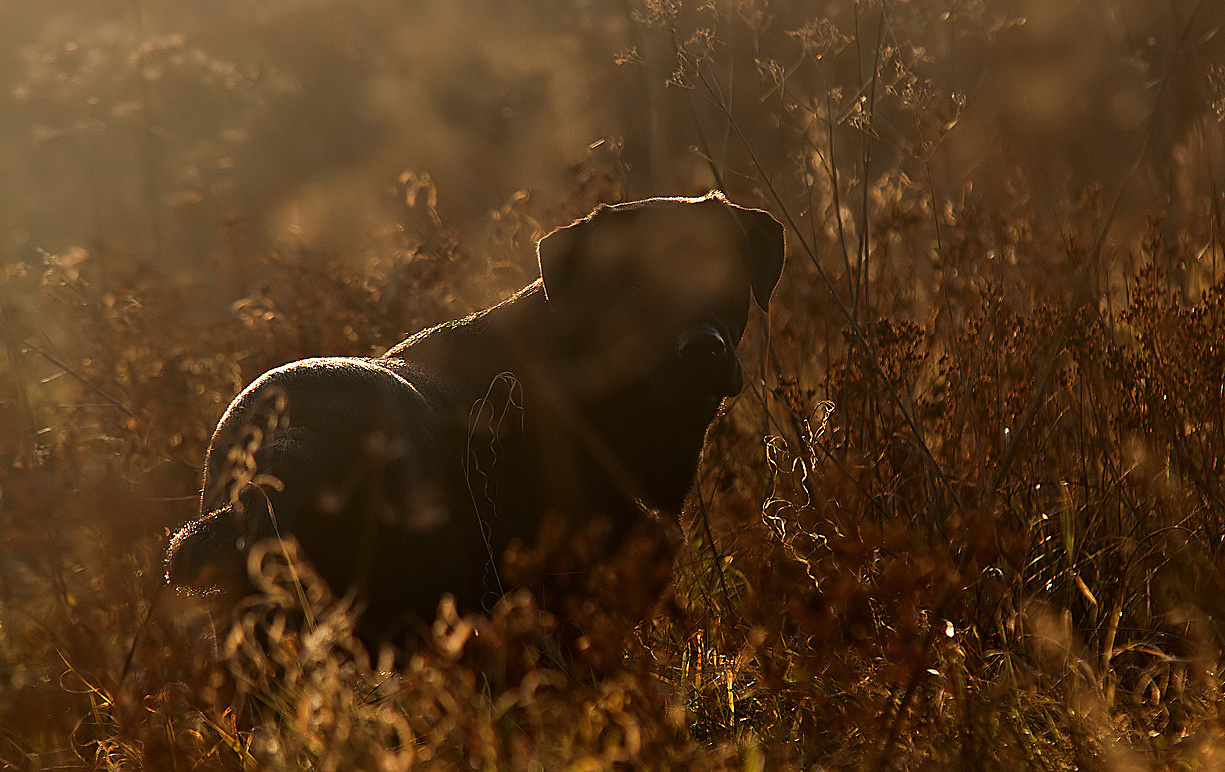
<box><xmin>3</xmin><ymin>0</ymin><xmax>1225</xmax><ymax>769</ymax></box>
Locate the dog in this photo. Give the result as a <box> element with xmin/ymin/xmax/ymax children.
<box><xmin>166</xmin><ymin>192</ymin><xmax>784</xmax><ymax>643</ymax></box>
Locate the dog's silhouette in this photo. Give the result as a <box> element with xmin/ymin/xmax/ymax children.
<box><xmin>167</xmin><ymin>192</ymin><xmax>784</xmax><ymax>641</ymax></box>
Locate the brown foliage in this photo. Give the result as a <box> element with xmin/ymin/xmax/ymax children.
<box><xmin>4</xmin><ymin>0</ymin><xmax>1225</xmax><ymax>769</ymax></box>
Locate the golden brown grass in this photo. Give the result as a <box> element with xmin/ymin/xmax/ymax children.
<box><xmin>3</xmin><ymin>0</ymin><xmax>1225</xmax><ymax>769</ymax></box>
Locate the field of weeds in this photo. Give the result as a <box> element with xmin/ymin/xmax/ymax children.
<box><xmin>3</xmin><ymin>0</ymin><xmax>1225</xmax><ymax>768</ymax></box>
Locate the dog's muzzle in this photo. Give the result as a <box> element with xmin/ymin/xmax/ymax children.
<box><xmin>678</xmin><ymin>324</ymin><xmax>744</xmax><ymax>398</ymax></box>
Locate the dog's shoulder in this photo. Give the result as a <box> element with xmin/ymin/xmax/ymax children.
<box><xmin>383</xmin><ymin>281</ymin><xmax>557</xmax><ymax>381</ymax></box>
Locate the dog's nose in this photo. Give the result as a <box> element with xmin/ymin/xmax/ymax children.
<box><xmin>678</xmin><ymin>325</ymin><xmax>729</xmax><ymax>360</ymax></box>
<box><xmin>678</xmin><ymin>325</ymin><xmax>743</xmax><ymax>396</ymax></box>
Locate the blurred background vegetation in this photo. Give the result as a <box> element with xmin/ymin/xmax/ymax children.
<box><xmin>6</xmin><ymin>0</ymin><xmax>1221</xmax><ymax>273</ymax></box>
<box><xmin>2</xmin><ymin>0</ymin><xmax>1225</xmax><ymax>768</ymax></box>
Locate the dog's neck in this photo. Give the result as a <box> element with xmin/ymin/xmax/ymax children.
<box><xmin>389</xmin><ymin>280</ymin><xmax>597</xmax><ymax>394</ymax></box>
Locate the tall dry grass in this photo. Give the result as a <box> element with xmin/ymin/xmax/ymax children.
<box><xmin>2</xmin><ymin>0</ymin><xmax>1225</xmax><ymax>769</ymax></box>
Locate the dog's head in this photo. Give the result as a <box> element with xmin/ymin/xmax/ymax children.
<box><xmin>537</xmin><ymin>191</ymin><xmax>784</xmax><ymax>414</ymax></box>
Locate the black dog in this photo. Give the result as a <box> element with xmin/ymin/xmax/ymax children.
<box><xmin>167</xmin><ymin>192</ymin><xmax>784</xmax><ymax>641</ymax></box>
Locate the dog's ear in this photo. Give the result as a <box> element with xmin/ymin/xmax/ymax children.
<box><xmin>732</xmin><ymin>205</ymin><xmax>785</xmax><ymax>311</ymax></box>
<box><xmin>537</xmin><ymin>208</ymin><xmax>600</xmax><ymax>322</ymax></box>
